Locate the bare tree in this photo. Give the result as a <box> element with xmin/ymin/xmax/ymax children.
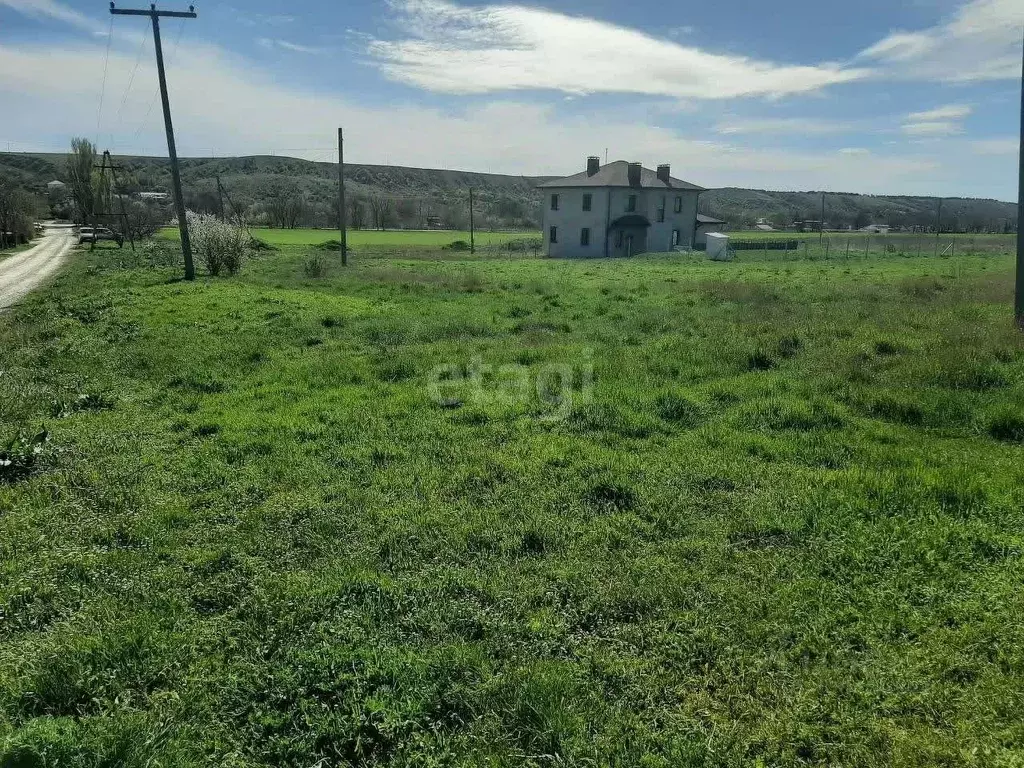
<box><xmin>348</xmin><ymin>195</ymin><xmax>366</xmax><ymax>230</ymax></box>
<box><xmin>369</xmin><ymin>195</ymin><xmax>394</xmax><ymax>230</ymax></box>
<box><xmin>266</xmin><ymin>184</ymin><xmax>307</xmax><ymax>229</ymax></box>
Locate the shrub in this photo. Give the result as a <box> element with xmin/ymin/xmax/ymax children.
<box><xmin>443</xmin><ymin>240</ymin><xmax>471</xmax><ymax>251</ymax></box>
<box><xmin>303</xmin><ymin>256</ymin><xmax>328</xmax><ymax>278</ymax></box>
<box><xmin>185</xmin><ymin>212</ymin><xmax>249</xmax><ymax>276</ymax></box>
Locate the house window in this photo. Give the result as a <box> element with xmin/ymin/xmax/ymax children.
<box><xmin>674</xmin><ymin>196</ymin><xmax>682</xmax><ymax>213</ymax></box>
<box><xmin>615</xmin><ymin>230</ymin><xmax>624</xmax><ymax>248</ymax></box>
<box><xmin>580</xmin><ymin>227</ymin><xmax>590</xmax><ymax>246</ymax></box>
<box><xmin>657</xmin><ymin>196</ymin><xmax>666</xmax><ymax>223</ymax></box>
<box><xmin>671</xmin><ymin>229</ymin><xmax>680</xmax><ymax>247</ymax></box>
<box><xmin>549</xmin><ymin>226</ymin><xmax>558</xmax><ymax>243</ymax></box>
<box><xmin>582</xmin><ymin>193</ymin><xmax>592</xmax><ymax>212</ymax></box>
<box><xmin>550</xmin><ymin>194</ymin><xmax>559</xmax><ymax>211</ymax></box>
<box><xmin>626</xmin><ymin>195</ymin><xmax>637</xmax><ymax>212</ymax></box>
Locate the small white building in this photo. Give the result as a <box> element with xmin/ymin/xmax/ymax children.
<box><xmin>539</xmin><ymin>158</ymin><xmax>705</xmax><ymax>258</ymax></box>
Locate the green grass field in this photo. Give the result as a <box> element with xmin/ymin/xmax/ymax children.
<box><xmin>158</xmin><ymin>226</ymin><xmax>540</xmax><ymax>248</ymax></box>
<box><xmin>2</xmin><ymin>238</ymin><xmax>1024</xmax><ymax>766</ymax></box>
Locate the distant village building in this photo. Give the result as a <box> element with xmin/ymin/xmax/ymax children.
<box><xmin>46</xmin><ymin>180</ymin><xmax>66</xmax><ymax>192</ymax></box>
<box><xmin>138</xmin><ymin>191</ymin><xmax>170</xmax><ymax>201</ymax></box>
<box><xmin>539</xmin><ymin>158</ymin><xmax>704</xmax><ymax>257</ymax></box>
<box><xmin>859</xmin><ymin>224</ymin><xmax>891</xmax><ymax>234</ymax></box>
<box><xmin>425</xmin><ymin>215</ymin><xmax>442</xmax><ymax>229</ymax></box>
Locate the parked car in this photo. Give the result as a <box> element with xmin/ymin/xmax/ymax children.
<box><xmin>78</xmin><ymin>226</ymin><xmax>124</xmax><ymax>247</ymax></box>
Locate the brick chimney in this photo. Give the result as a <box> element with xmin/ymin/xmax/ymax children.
<box><xmin>586</xmin><ymin>156</ymin><xmax>600</xmax><ymax>176</ymax></box>
<box><xmin>657</xmin><ymin>164</ymin><xmax>671</xmax><ymax>184</ymax></box>
<box><xmin>627</xmin><ymin>162</ymin><xmax>642</xmax><ymax>187</ymax></box>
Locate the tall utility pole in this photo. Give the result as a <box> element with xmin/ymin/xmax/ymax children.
<box><xmin>1015</xmin><ymin>26</ymin><xmax>1024</xmax><ymax>328</ymax></box>
<box><xmin>819</xmin><ymin>191</ymin><xmax>826</xmax><ymax>246</ymax></box>
<box><xmin>338</xmin><ymin>127</ymin><xmax>347</xmax><ymax>266</ymax></box>
<box><xmin>469</xmin><ymin>188</ymin><xmax>475</xmax><ymax>254</ymax></box>
<box><xmin>935</xmin><ymin>198</ymin><xmax>943</xmax><ymax>257</ymax></box>
<box><xmin>110</xmin><ymin>2</ymin><xmax>196</xmax><ymax>280</ymax></box>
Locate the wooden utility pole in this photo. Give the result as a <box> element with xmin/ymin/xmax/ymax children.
<box><xmin>819</xmin><ymin>192</ymin><xmax>825</xmax><ymax>247</ymax></box>
<box><xmin>1016</xmin><ymin>26</ymin><xmax>1024</xmax><ymax>328</ymax></box>
<box><xmin>104</xmin><ymin>151</ymin><xmax>135</xmax><ymax>251</ymax></box>
<box><xmin>111</xmin><ymin>2</ymin><xmax>196</xmax><ymax>280</ymax></box>
<box><xmin>934</xmin><ymin>198</ymin><xmax>943</xmax><ymax>258</ymax></box>
<box><xmin>338</xmin><ymin>127</ymin><xmax>347</xmax><ymax>266</ymax></box>
<box><xmin>469</xmin><ymin>188</ymin><xmax>475</xmax><ymax>254</ymax></box>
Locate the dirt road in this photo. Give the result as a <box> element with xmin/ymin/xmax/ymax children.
<box><xmin>0</xmin><ymin>228</ymin><xmax>76</xmax><ymax>310</ymax></box>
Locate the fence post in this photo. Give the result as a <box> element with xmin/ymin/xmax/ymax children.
<box><xmin>865</xmin><ymin>236</ymin><xmax>870</xmax><ymax>259</ymax></box>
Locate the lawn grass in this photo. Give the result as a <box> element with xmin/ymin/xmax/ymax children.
<box><xmin>2</xmin><ymin>239</ymin><xmax>1024</xmax><ymax>766</ymax></box>
<box><xmin>158</xmin><ymin>226</ymin><xmax>540</xmax><ymax>248</ymax></box>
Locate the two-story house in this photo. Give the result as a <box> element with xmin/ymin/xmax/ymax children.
<box><xmin>539</xmin><ymin>158</ymin><xmax>705</xmax><ymax>258</ymax></box>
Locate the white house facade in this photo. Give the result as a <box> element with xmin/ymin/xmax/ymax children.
<box><xmin>539</xmin><ymin>158</ymin><xmax>705</xmax><ymax>258</ymax></box>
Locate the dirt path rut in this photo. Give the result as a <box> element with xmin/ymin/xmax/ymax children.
<box><xmin>0</xmin><ymin>229</ymin><xmax>76</xmax><ymax>310</ymax></box>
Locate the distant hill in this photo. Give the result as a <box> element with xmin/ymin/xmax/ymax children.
<box><xmin>2</xmin><ymin>152</ymin><xmax>1015</xmax><ymax>233</ymax></box>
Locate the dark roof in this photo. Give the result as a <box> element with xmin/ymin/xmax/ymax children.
<box><xmin>696</xmin><ymin>213</ymin><xmax>726</xmax><ymax>225</ymax></box>
<box><xmin>538</xmin><ymin>161</ymin><xmax>705</xmax><ymax>191</ymax></box>
<box><xmin>608</xmin><ymin>214</ymin><xmax>651</xmax><ymax>230</ymax></box>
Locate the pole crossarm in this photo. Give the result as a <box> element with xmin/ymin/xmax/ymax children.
<box><xmin>110</xmin><ymin>3</ymin><xmax>197</xmax><ymax>18</ymax></box>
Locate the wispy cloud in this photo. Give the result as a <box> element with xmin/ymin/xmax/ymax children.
<box><xmin>714</xmin><ymin>117</ymin><xmax>850</xmax><ymax>135</ymax></box>
<box><xmin>971</xmin><ymin>137</ymin><xmax>1019</xmax><ymax>155</ymax></box>
<box><xmin>902</xmin><ymin>121</ymin><xmax>964</xmax><ymax>137</ymax></box>
<box><xmin>367</xmin><ymin>0</ymin><xmax>870</xmax><ymax>100</ymax></box>
<box><xmin>860</xmin><ymin>0</ymin><xmax>1022</xmax><ymax>81</ymax></box>
<box><xmin>256</xmin><ymin>37</ymin><xmax>324</xmax><ymax>55</ymax></box>
<box><xmin>0</xmin><ymin>0</ymin><xmax>106</xmax><ymax>35</ymax></box>
<box><xmin>906</xmin><ymin>104</ymin><xmax>972</xmax><ymax>121</ymax></box>
<box><xmin>838</xmin><ymin>147</ymin><xmax>870</xmax><ymax>155</ymax></box>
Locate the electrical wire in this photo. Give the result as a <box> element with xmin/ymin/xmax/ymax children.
<box><xmin>95</xmin><ymin>15</ymin><xmax>114</xmax><ymax>146</ymax></box>
<box><xmin>114</xmin><ymin>25</ymin><xmax>151</xmax><ymax>132</ymax></box>
<box><xmin>133</xmin><ymin>17</ymin><xmax>186</xmax><ymax>139</ymax></box>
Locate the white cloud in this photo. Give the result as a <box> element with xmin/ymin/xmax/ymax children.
<box><xmin>0</xmin><ymin>0</ymin><xmax>107</xmax><ymax>35</ymax></box>
<box><xmin>906</xmin><ymin>104</ymin><xmax>972</xmax><ymax>121</ymax></box>
<box><xmin>860</xmin><ymin>0</ymin><xmax>1023</xmax><ymax>81</ymax></box>
<box><xmin>714</xmin><ymin>117</ymin><xmax>850</xmax><ymax>135</ymax></box>
<box><xmin>257</xmin><ymin>38</ymin><xmax>324</xmax><ymax>55</ymax></box>
<box><xmin>902</xmin><ymin>121</ymin><xmax>965</xmax><ymax>136</ymax></box>
<box><xmin>366</xmin><ymin>0</ymin><xmax>870</xmax><ymax>100</ymax></box>
<box><xmin>0</xmin><ymin>38</ymin><xmax>959</xmax><ymax>196</ymax></box>
<box><xmin>971</xmin><ymin>137</ymin><xmax>1019</xmax><ymax>155</ymax></box>
<box><xmin>838</xmin><ymin>147</ymin><xmax>870</xmax><ymax>155</ymax></box>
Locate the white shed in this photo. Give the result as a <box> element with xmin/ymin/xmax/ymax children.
<box><xmin>705</xmin><ymin>232</ymin><xmax>731</xmax><ymax>261</ymax></box>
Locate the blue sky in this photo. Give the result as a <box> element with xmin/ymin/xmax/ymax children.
<box><xmin>0</xmin><ymin>0</ymin><xmax>1021</xmax><ymax>199</ymax></box>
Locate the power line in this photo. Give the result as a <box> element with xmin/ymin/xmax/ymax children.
<box><xmin>95</xmin><ymin>15</ymin><xmax>114</xmax><ymax>145</ymax></box>
<box><xmin>133</xmin><ymin>17</ymin><xmax>185</xmax><ymax>140</ymax></box>
<box><xmin>114</xmin><ymin>24</ymin><xmax>151</xmax><ymax>132</ymax></box>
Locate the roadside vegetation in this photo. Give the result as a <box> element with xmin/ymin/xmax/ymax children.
<box><xmin>1</xmin><ymin>235</ymin><xmax>1023</xmax><ymax>766</ymax></box>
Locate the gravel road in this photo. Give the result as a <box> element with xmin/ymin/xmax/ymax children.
<box><xmin>0</xmin><ymin>228</ymin><xmax>76</xmax><ymax>310</ymax></box>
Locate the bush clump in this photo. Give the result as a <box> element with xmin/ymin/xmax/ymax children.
<box><xmin>186</xmin><ymin>212</ymin><xmax>249</xmax><ymax>276</ymax></box>
<box><xmin>443</xmin><ymin>240</ymin><xmax>471</xmax><ymax>252</ymax></box>
<box><xmin>303</xmin><ymin>256</ymin><xmax>329</xmax><ymax>278</ymax></box>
